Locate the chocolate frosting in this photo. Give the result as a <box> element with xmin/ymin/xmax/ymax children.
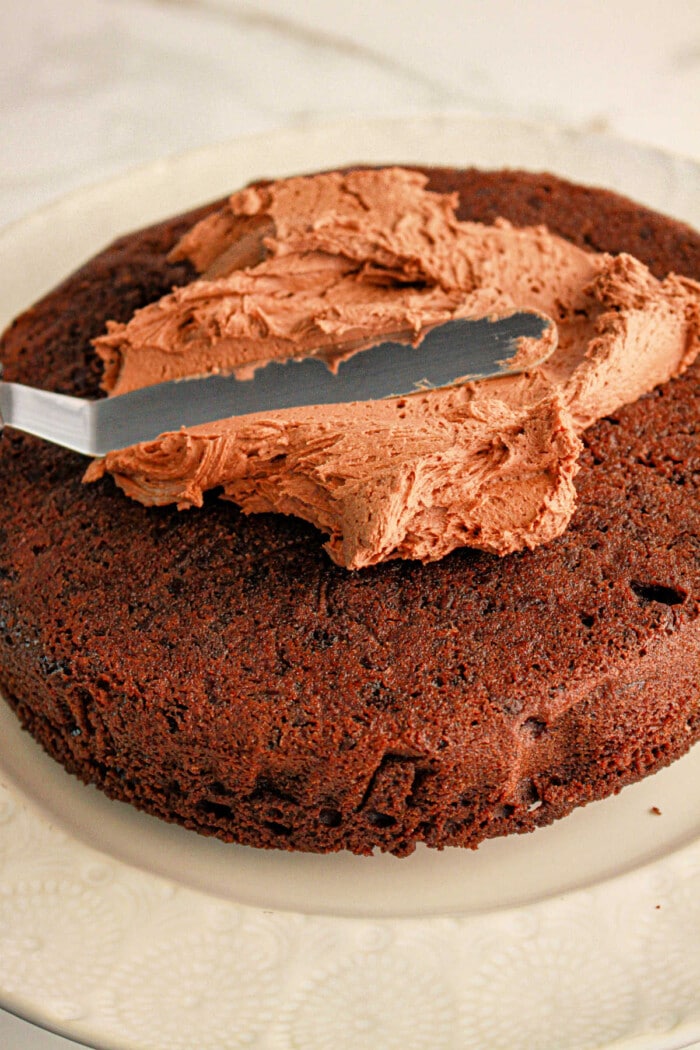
<box><xmin>86</xmin><ymin>169</ymin><xmax>700</xmax><ymax>568</ymax></box>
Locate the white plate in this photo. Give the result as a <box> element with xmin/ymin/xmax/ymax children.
<box><xmin>0</xmin><ymin>115</ymin><xmax>699</xmax><ymax>1050</ymax></box>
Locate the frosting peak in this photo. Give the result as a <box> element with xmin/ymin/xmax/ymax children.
<box><xmin>86</xmin><ymin>169</ymin><xmax>700</xmax><ymax>569</ymax></box>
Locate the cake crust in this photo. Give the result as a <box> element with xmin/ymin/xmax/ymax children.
<box><xmin>0</xmin><ymin>167</ymin><xmax>698</xmax><ymax>856</ymax></box>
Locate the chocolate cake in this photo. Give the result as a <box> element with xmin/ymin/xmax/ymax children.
<box><xmin>0</xmin><ymin>167</ymin><xmax>698</xmax><ymax>856</ymax></box>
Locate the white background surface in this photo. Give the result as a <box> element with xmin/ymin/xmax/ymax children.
<box><xmin>1</xmin><ymin>1</ymin><xmax>699</xmax><ymax>1047</ymax></box>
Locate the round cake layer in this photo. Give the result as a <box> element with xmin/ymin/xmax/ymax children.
<box><xmin>0</xmin><ymin>168</ymin><xmax>698</xmax><ymax>856</ymax></box>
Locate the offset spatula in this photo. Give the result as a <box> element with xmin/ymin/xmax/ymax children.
<box><xmin>0</xmin><ymin>312</ymin><xmax>554</xmax><ymax>457</ymax></box>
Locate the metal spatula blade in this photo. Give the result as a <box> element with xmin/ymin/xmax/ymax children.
<box><xmin>0</xmin><ymin>312</ymin><xmax>554</xmax><ymax>457</ymax></box>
